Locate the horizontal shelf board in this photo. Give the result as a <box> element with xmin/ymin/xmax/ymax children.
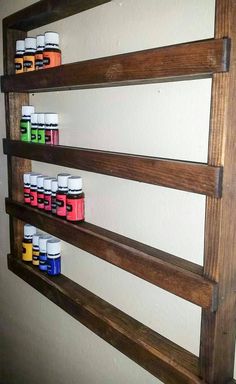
<box><xmin>1</xmin><ymin>38</ymin><xmax>230</xmax><ymax>92</ymax></box>
<box><xmin>3</xmin><ymin>139</ymin><xmax>222</xmax><ymax>197</ymax></box>
<box><xmin>8</xmin><ymin>254</ymin><xmax>204</xmax><ymax>384</ymax></box>
<box><xmin>3</xmin><ymin>0</ymin><xmax>111</xmax><ymax>31</ymax></box>
<box><xmin>5</xmin><ymin>199</ymin><xmax>218</xmax><ymax>310</ymax></box>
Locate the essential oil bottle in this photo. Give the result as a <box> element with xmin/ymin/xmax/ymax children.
<box><xmin>20</xmin><ymin>105</ymin><xmax>35</xmax><ymax>142</ymax></box>
<box><xmin>15</xmin><ymin>40</ymin><xmax>24</xmax><ymax>74</ymax></box>
<box><xmin>23</xmin><ymin>37</ymin><xmax>36</xmax><ymax>72</ymax></box>
<box><xmin>51</xmin><ymin>179</ymin><xmax>58</xmax><ymax>215</ymax></box>
<box><xmin>37</xmin><ymin>175</ymin><xmax>46</xmax><ymax>210</ymax></box>
<box><xmin>30</xmin><ymin>173</ymin><xmax>41</xmax><ymax>207</ymax></box>
<box><xmin>22</xmin><ymin>224</ymin><xmax>36</xmax><ymax>262</ymax></box>
<box><xmin>37</xmin><ymin>113</ymin><xmax>45</xmax><ymax>144</ymax></box>
<box><xmin>44</xmin><ymin>177</ymin><xmax>54</xmax><ymax>212</ymax></box>
<box><xmin>31</xmin><ymin>113</ymin><xmax>38</xmax><ymax>143</ymax></box>
<box><xmin>66</xmin><ymin>176</ymin><xmax>85</xmax><ymax>222</ymax></box>
<box><xmin>32</xmin><ymin>233</ymin><xmax>41</xmax><ymax>266</ymax></box>
<box><xmin>39</xmin><ymin>235</ymin><xmax>52</xmax><ymax>271</ymax></box>
<box><xmin>43</xmin><ymin>32</ymin><xmax>61</xmax><ymax>68</ymax></box>
<box><xmin>35</xmin><ymin>34</ymin><xmax>45</xmax><ymax>70</ymax></box>
<box><xmin>56</xmin><ymin>173</ymin><xmax>70</xmax><ymax>217</ymax></box>
<box><xmin>23</xmin><ymin>172</ymin><xmax>32</xmax><ymax>204</ymax></box>
<box><xmin>45</xmin><ymin>113</ymin><xmax>59</xmax><ymax>145</ymax></box>
<box><xmin>47</xmin><ymin>238</ymin><xmax>61</xmax><ymax>276</ymax></box>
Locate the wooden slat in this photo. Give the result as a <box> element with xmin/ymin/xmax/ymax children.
<box><xmin>7</xmin><ymin>254</ymin><xmax>204</xmax><ymax>384</ymax></box>
<box><xmin>3</xmin><ymin>139</ymin><xmax>222</xmax><ymax>197</ymax></box>
<box><xmin>1</xmin><ymin>38</ymin><xmax>230</xmax><ymax>92</ymax></box>
<box><xmin>3</xmin><ymin>26</ymin><xmax>31</xmax><ymax>257</ymax></box>
<box><xmin>5</xmin><ymin>199</ymin><xmax>218</xmax><ymax>310</ymax></box>
<box><xmin>3</xmin><ymin>0</ymin><xmax>111</xmax><ymax>31</ymax></box>
<box><xmin>200</xmin><ymin>0</ymin><xmax>236</xmax><ymax>382</ymax></box>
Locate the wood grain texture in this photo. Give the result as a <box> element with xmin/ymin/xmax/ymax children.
<box><xmin>7</xmin><ymin>254</ymin><xmax>205</xmax><ymax>384</ymax></box>
<box><xmin>3</xmin><ymin>139</ymin><xmax>223</xmax><ymax>197</ymax></box>
<box><xmin>3</xmin><ymin>0</ymin><xmax>111</xmax><ymax>31</ymax></box>
<box><xmin>200</xmin><ymin>0</ymin><xmax>236</xmax><ymax>382</ymax></box>
<box><xmin>1</xmin><ymin>38</ymin><xmax>230</xmax><ymax>92</ymax></box>
<box><xmin>3</xmin><ymin>27</ymin><xmax>31</xmax><ymax>256</ymax></box>
<box><xmin>5</xmin><ymin>199</ymin><xmax>218</xmax><ymax>310</ymax></box>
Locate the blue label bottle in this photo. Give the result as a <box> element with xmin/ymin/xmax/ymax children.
<box><xmin>47</xmin><ymin>238</ymin><xmax>61</xmax><ymax>276</ymax></box>
<box><xmin>39</xmin><ymin>235</ymin><xmax>52</xmax><ymax>271</ymax></box>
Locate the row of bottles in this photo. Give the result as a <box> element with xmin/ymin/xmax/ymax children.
<box><xmin>20</xmin><ymin>105</ymin><xmax>59</xmax><ymax>145</ymax></box>
<box><xmin>22</xmin><ymin>224</ymin><xmax>61</xmax><ymax>275</ymax></box>
<box><xmin>24</xmin><ymin>172</ymin><xmax>85</xmax><ymax>222</ymax></box>
<box><xmin>15</xmin><ymin>32</ymin><xmax>61</xmax><ymax>74</ymax></box>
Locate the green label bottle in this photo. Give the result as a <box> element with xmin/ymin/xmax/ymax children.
<box><xmin>20</xmin><ymin>105</ymin><xmax>35</xmax><ymax>142</ymax></box>
<box><xmin>37</xmin><ymin>113</ymin><xmax>45</xmax><ymax>144</ymax></box>
<box><xmin>31</xmin><ymin>113</ymin><xmax>38</xmax><ymax>142</ymax></box>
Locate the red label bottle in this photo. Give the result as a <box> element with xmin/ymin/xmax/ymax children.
<box><xmin>66</xmin><ymin>176</ymin><xmax>85</xmax><ymax>222</ymax></box>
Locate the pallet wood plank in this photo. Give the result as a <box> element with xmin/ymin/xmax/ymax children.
<box><xmin>3</xmin><ymin>26</ymin><xmax>31</xmax><ymax>257</ymax></box>
<box><xmin>1</xmin><ymin>38</ymin><xmax>230</xmax><ymax>90</ymax></box>
<box><xmin>3</xmin><ymin>139</ymin><xmax>222</xmax><ymax>197</ymax></box>
<box><xmin>3</xmin><ymin>0</ymin><xmax>112</xmax><ymax>31</ymax></box>
<box><xmin>5</xmin><ymin>199</ymin><xmax>218</xmax><ymax>310</ymax></box>
<box><xmin>200</xmin><ymin>0</ymin><xmax>236</xmax><ymax>382</ymax></box>
<box><xmin>8</xmin><ymin>254</ymin><xmax>205</xmax><ymax>384</ymax></box>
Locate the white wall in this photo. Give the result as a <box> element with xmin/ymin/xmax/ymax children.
<box><xmin>1</xmin><ymin>1</ymin><xmax>233</xmax><ymax>383</ymax></box>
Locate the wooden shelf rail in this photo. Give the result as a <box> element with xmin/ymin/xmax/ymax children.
<box><xmin>3</xmin><ymin>0</ymin><xmax>112</xmax><ymax>31</ymax></box>
<box><xmin>3</xmin><ymin>139</ymin><xmax>223</xmax><ymax>197</ymax></box>
<box><xmin>5</xmin><ymin>198</ymin><xmax>218</xmax><ymax>310</ymax></box>
<box><xmin>7</xmin><ymin>254</ymin><xmax>204</xmax><ymax>384</ymax></box>
<box><xmin>1</xmin><ymin>38</ymin><xmax>230</xmax><ymax>92</ymax></box>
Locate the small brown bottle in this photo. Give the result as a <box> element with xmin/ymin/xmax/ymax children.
<box><xmin>15</xmin><ymin>40</ymin><xmax>24</xmax><ymax>74</ymax></box>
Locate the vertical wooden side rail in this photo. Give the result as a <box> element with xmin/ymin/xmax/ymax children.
<box><xmin>3</xmin><ymin>23</ymin><xmax>30</xmax><ymax>257</ymax></box>
<box><xmin>200</xmin><ymin>0</ymin><xmax>236</xmax><ymax>382</ymax></box>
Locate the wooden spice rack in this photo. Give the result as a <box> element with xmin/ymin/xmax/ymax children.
<box><xmin>2</xmin><ymin>1</ymin><xmax>236</xmax><ymax>383</ymax></box>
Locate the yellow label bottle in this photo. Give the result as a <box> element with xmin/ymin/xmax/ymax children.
<box><xmin>22</xmin><ymin>224</ymin><xmax>36</xmax><ymax>262</ymax></box>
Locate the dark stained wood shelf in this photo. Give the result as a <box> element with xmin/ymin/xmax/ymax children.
<box><xmin>3</xmin><ymin>139</ymin><xmax>223</xmax><ymax>197</ymax></box>
<box><xmin>3</xmin><ymin>0</ymin><xmax>112</xmax><ymax>31</ymax></box>
<box><xmin>1</xmin><ymin>38</ymin><xmax>230</xmax><ymax>92</ymax></box>
<box><xmin>8</xmin><ymin>254</ymin><xmax>205</xmax><ymax>384</ymax></box>
<box><xmin>5</xmin><ymin>198</ymin><xmax>218</xmax><ymax>310</ymax></box>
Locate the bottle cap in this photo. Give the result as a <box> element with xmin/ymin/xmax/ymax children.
<box><xmin>37</xmin><ymin>113</ymin><xmax>45</xmax><ymax>125</ymax></box>
<box><xmin>30</xmin><ymin>173</ymin><xmax>42</xmax><ymax>186</ymax></box>
<box><xmin>23</xmin><ymin>172</ymin><xmax>33</xmax><ymax>185</ymax></box>
<box><xmin>45</xmin><ymin>113</ymin><xmax>58</xmax><ymax>126</ymax></box>
<box><xmin>51</xmin><ymin>179</ymin><xmax>58</xmax><ymax>193</ymax></box>
<box><xmin>24</xmin><ymin>224</ymin><xmax>36</xmax><ymax>238</ymax></box>
<box><xmin>31</xmin><ymin>113</ymin><xmax>38</xmax><ymax>125</ymax></box>
<box><xmin>37</xmin><ymin>175</ymin><xmax>47</xmax><ymax>189</ymax></box>
<box><xmin>22</xmin><ymin>105</ymin><xmax>35</xmax><ymax>117</ymax></box>
<box><xmin>39</xmin><ymin>235</ymin><xmax>52</xmax><ymax>253</ymax></box>
<box><xmin>47</xmin><ymin>239</ymin><xmax>61</xmax><ymax>257</ymax></box>
<box><xmin>33</xmin><ymin>233</ymin><xmax>41</xmax><ymax>246</ymax></box>
<box><xmin>57</xmin><ymin>173</ymin><xmax>70</xmax><ymax>189</ymax></box>
<box><xmin>36</xmin><ymin>34</ymin><xmax>45</xmax><ymax>49</ymax></box>
<box><xmin>24</xmin><ymin>37</ymin><xmax>36</xmax><ymax>50</ymax></box>
<box><xmin>45</xmin><ymin>32</ymin><xmax>59</xmax><ymax>47</ymax></box>
<box><xmin>16</xmin><ymin>40</ymin><xmax>24</xmax><ymax>52</ymax></box>
<box><xmin>68</xmin><ymin>176</ymin><xmax>82</xmax><ymax>192</ymax></box>
<box><xmin>44</xmin><ymin>177</ymin><xmax>53</xmax><ymax>190</ymax></box>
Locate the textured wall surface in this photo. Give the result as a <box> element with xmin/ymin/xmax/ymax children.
<box><xmin>2</xmin><ymin>1</ymin><xmax>232</xmax><ymax>384</ymax></box>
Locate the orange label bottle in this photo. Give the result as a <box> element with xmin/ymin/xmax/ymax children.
<box><xmin>43</xmin><ymin>32</ymin><xmax>61</xmax><ymax>69</ymax></box>
<box><xmin>35</xmin><ymin>34</ymin><xmax>45</xmax><ymax>70</ymax></box>
<box><xmin>23</xmin><ymin>37</ymin><xmax>36</xmax><ymax>72</ymax></box>
<box><xmin>15</xmin><ymin>40</ymin><xmax>24</xmax><ymax>74</ymax></box>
